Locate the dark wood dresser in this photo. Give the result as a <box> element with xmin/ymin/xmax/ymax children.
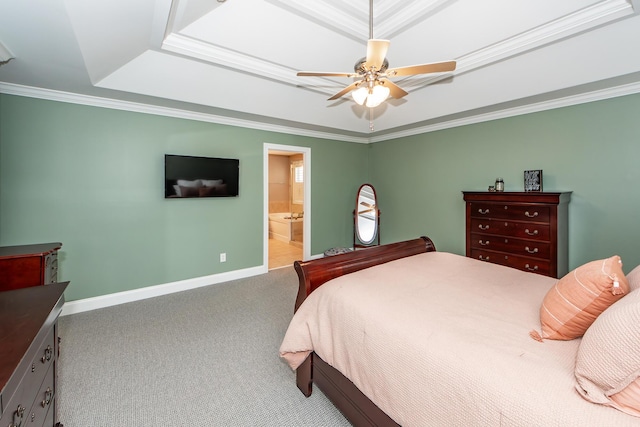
<box><xmin>0</xmin><ymin>243</ymin><xmax>61</xmax><ymax>292</ymax></box>
<box><xmin>463</xmin><ymin>191</ymin><xmax>571</xmax><ymax>278</ymax></box>
<box><xmin>0</xmin><ymin>282</ymin><xmax>67</xmax><ymax>427</ymax></box>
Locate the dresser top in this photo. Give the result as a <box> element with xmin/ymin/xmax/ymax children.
<box><xmin>0</xmin><ymin>242</ymin><xmax>62</xmax><ymax>259</ymax></box>
<box><xmin>462</xmin><ymin>191</ymin><xmax>572</xmax><ymax>204</ymax></box>
<box><xmin>0</xmin><ymin>282</ymin><xmax>68</xmax><ymax>399</ymax></box>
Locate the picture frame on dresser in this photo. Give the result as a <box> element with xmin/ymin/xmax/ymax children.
<box><xmin>524</xmin><ymin>169</ymin><xmax>543</xmax><ymax>192</ymax></box>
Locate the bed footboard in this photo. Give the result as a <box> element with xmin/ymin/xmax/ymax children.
<box><xmin>293</xmin><ymin>236</ymin><xmax>436</xmax><ymax>311</ymax></box>
<box><xmin>292</xmin><ymin>236</ymin><xmax>436</xmax><ymax>407</ymax></box>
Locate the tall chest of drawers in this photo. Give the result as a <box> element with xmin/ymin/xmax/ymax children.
<box><xmin>0</xmin><ymin>282</ymin><xmax>67</xmax><ymax>427</ymax></box>
<box><xmin>463</xmin><ymin>192</ymin><xmax>571</xmax><ymax>278</ymax></box>
<box><xmin>0</xmin><ymin>243</ymin><xmax>61</xmax><ymax>292</ymax></box>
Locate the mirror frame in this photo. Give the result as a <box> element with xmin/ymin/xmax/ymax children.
<box><xmin>353</xmin><ymin>183</ymin><xmax>380</xmax><ymax>249</ymax></box>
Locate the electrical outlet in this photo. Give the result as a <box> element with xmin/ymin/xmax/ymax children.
<box><xmin>220</xmin><ymin>253</ymin><xmax>226</xmax><ymax>262</ymax></box>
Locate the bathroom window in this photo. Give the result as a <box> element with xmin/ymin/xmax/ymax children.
<box><xmin>294</xmin><ymin>164</ymin><xmax>303</xmax><ymax>183</ymax></box>
<box><xmin>292</xmin><ymin>160</ymin><xmax>304</xmax><ymax>204</ymax></box>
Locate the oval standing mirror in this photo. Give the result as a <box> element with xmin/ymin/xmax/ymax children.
<box><xmin>354</xmin><ymin>183</ymin><xmax>380</xmax><ymax>248</ymax></box>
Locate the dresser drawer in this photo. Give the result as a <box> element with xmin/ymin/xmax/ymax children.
<box><xmin>26</xmin><ymin>363</ymin><xmax>55</xmax><ymax>427</ymax></box>
<box><xmin>469</xmin><ymin>202</ymin><xmax>550</xmax><ymax>222</ymax></box>
<box><xmin>470</xmin><ymin>233</ymin><xmax>551</xmax><ymax>259</ymax></box>
<box><xmin>470</xmin><ymin>218</ymin><xmax>550</xmax><ymax>241</ymax></box>
<box><xmin>471</xmin><ymin>249</ymin><xmax>551</xmax><ymax>276</ymax></box>
<box><xmin>0</xmin><ymin>327</ymin><xmax>56</xmax><ymax>425</ymax></box>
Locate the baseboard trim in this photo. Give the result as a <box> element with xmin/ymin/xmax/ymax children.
<box><xmin>61</xmin><ymin>265</ymin><xmax>268</xmax><ymax>316</ymax></box>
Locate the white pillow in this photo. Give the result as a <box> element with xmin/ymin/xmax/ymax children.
<box><xmin>201</xmin><ymin>179</ymin><xmax>223</xmax><ymax>187</ymax></box>
<box><xmin>177</xmin><ymin>179</ymin><xmax>203</xmax><ymax>187</ymax></box>
<box><xmin>626</xmin><ymin>265</ymin><xmax>640</xmax><ymax>292</ymax></box>
<box><xmin>575</xmin><ymin>288</ymin><xmax>640</xmax><ymax>416</ymax></box>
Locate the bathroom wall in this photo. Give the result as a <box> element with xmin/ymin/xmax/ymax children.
<box><xmin>268</xmin><ymin>154</ymin><xmax>290</xmax><ymax>213</ymax></box>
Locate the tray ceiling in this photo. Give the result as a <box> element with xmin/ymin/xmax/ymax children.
<box><xmin>1</xmin><ymin>0</ymin><xmax>640</xmax><ymax>142</ymax></box>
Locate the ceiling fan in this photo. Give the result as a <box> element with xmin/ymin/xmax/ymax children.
<box><xmin>296</xmin><ymin>0</ymin><xmax>456</xmax><ymax>109</ymax></box>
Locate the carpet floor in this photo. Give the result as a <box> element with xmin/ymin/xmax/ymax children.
<box><xmin>57</xmin><ymin>267</ymin><xmax>350</xmax><ymax>426</ymax></box>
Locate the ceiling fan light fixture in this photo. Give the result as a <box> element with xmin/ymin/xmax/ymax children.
<box><xmin>365</xmin><ymin>84</ymin><xmax>390</xmax><ymax>108</ymax></box>
<box><xmin>352</xmin><ymin>86</ymin><xmax>369</xmax><ymax>105</ymax></box>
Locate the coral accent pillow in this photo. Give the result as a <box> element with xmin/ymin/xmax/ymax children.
<box><xmin>575</xmin><ymin>288</ymin><xmax>640</xmax><ymax>417</ymax></box>
<box><xmin>530</xmin><ymin>255</ymin><xmax>629</xmax><ymax>341</ymax></box>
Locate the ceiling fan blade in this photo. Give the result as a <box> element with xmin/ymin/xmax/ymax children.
<box><xmin>297</xmin><ymin>71</ymin><xmax>357</xmax><ymax>77</ymax></box>
<box><xmin>364</xmin><ymin>39</ymin><xmax>390</xmax><ymax>71</ymax></box>
<box><xmin>380</xmin><ymin>78</ymin><xmax>408</xmax><ymax>99</ymax></box>
<box><xmin>386</xmin><ymin>60</ymin><xmax>456</xmax><ymax>77</ymax></box>
<box><xmin>328</xmin><ymin>81</ymin><xmax>361</xmax><ymax>101</ymax></box>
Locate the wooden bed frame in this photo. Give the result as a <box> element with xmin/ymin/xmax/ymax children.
<box><xmin>292</xmin><ymin>236</ymin><xmax>437</xmax><ymax>426</ymax></box>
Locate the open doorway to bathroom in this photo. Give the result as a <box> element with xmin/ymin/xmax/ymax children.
<box><xmin>263</xmin><ymin>144</ymin><xmax>311</xmax><ymax>270</ymax></box>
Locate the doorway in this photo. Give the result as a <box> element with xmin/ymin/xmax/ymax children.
<box><xmin>263</xmin><ymin>144</ymin><xmax>311</xmax><ymax>270</ymax></box>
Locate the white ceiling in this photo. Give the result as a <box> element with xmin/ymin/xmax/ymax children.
<box><xmin>1</xmin><ymin>0</ymin><xmax>640</xmax><ymax>142</ymax></box>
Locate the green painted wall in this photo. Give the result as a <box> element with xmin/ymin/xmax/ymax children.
<box><xmin>370</xmin><ymin>93</ymin><xmax>640</xmax><ymax>272</ymax></box>
<box><xmin>0</xmin><ymin>95</ymin><xmax>369</xmax><ymax>301</ymax></box>
<box><xmin>3</xmin><ymin>92</ymin><xmax>640</xmax><ymax>302</ymax></box>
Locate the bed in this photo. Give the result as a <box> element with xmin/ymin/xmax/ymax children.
<box><xmin>279</xmin><ymin>236</ymin><xmax>640</xmax><ymax>426</ymax></box>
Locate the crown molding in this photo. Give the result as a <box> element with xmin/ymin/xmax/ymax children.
<box><xmin>3</xmin><ymin>79</ymin><xmax>640</xmax><ymax>144</ymax></box>
<box><xmin>370</xmin><ymin>79</ymin><xmax>640</xmax><ymax>143</ymax></box>
<box><xmin>0</xmin><ymin>82</ymin><xmax>368</xmax><ymax>143</ymax></box>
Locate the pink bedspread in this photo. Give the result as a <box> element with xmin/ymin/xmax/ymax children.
<box><xmin>280</xmin><ymin>252</ymin><xmax>640</xmax><ymax>427</ymax></box>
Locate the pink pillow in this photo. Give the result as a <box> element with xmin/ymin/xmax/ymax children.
<box><xmin>575</xmin><ymin>288</ymin><xmax>640</xmax><ymax>417</ymax></box>
<box><xmin>626</xmin><ymin>265</ymin><xmax>640</xmax><ymax>292</ymax></box>
<box><xmin>530</xmin><ymin>255</ymin><xmax>629</xmax><ymax>341</ymax></box>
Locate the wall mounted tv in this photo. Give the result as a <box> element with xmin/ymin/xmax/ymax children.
<box><xmin>165</xmin><ymin>154</ymin><xmax>239</xmax><ymax>198</ymax></box>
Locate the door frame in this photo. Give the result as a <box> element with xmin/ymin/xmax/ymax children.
<box><xmin>263</xmin><ymin>143</ymin><xmax>311</xmax><ymax>268</ymax></box>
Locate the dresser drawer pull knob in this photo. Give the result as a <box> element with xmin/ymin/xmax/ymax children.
<box><xmin>525</xmin><ymin>211</ymin><xmax>539</xmax><ymax>218</ymax></box>
<box><xmin>478</xmin><ymin>224</ymin><xmax>489</xmax><ymax>230</ymax></box>
<box><xmin>478</xmin><ymin>208</ymin><xmax>490</xmax><ymax>215</ymax></box>
<box><xmin>479</xmin><ymin>255</ymin><xmax>490</xmax><ymax>261</ymax></box>
<box><xmin>10</xmin><ymin>404</ymin><xmax>26</xmax><ymax>427</ymax></box>
<box><xmin>525</xmin><ymin>264</ymin><xmax>539</xmax><ymax>271</ymax></box>
<box><xmin>41</xmin><ymin>345</ymin><xmax>52</xmax><ymax>363</ymax></box>
<box><xmin>41</xmin><ymin>387</ymin><xmax>53</xmax><ymax>408</ymax></box>
<box><xmin>524</xmin><ymin>229</ymin><xmax>538</xmax><ymax>236</ymax></box>
<box><xmin>525</xmin><ymin>246</ymin><xmax>539</xmax><ymax>254</ymax></box>
<box><xmin>479</xmin><ymin>240</ymin><xmax>490</xmax><ymax>246</ymax></box>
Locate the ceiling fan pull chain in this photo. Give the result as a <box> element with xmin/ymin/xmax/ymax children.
<box><xmin>369</xmin><ymin>108</ymin><xmax>374</xmax><ymax>131</ymax></box>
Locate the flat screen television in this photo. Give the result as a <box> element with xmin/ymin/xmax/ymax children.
<box><xmin>165</xmin><ymin>154</ymin><xmax>239</xmax><ymax>198</ymax></box>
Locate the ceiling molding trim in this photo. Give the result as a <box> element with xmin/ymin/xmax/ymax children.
<box><xmin>2</xmin><ymin>79</ymin><xmax>639</xmax><ymax>145</ymax></box>
<box><xmin>370</xmin><ymin>79</ymin><xmax>640</xmax><ymax>143</ymax></box>
<box><xmin>374</xmin><ymin>0</ymin><xmax>456</xmax><ymax>39</ymax></box>
<box><xmin>0</xmin><ymin>82</ymin><xmax>368</xmax><ymax>144</ymax></box>
<box><xmin>162</xmin><ymin>34</ymin><xmax>301</xmax><ymax>85</ymax></box>
<box><xmin>265</xmin><ymin>0</ymin><xmax>367</xmax><ymax>40</ymax></box>
<box><xmin>456</xmin><ymin>0</ymin><xmax>633</xmax><ymax>74</ymax></box>
<box><xmin>166</xmin><ymin>0</ymin><xmax>632</xmax><ymax>99</ymax></box>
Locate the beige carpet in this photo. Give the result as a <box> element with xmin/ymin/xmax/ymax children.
<box><xmin>57</xmin><ymin>267</ymin><xmax>350</xmax><ymax>426</ymax></box>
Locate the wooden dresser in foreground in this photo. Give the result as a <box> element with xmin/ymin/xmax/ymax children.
<box><xmin>0</xmin><ymin>282</ymin><xmax>67</xmax><ymax>427</ymax></box>
<box><xmin>463</xmin><ymin>191</ymin><xmax>571</xmax><ymax>278</ymax></box>
<box><xmin>0</xmin><ymin>243</ymin><xmax>61</xmax><ymax>292</ymax></box>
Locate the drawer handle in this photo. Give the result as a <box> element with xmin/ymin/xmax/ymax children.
<box><xmin>524</xmin><ymin>228</ymin><xmax>538</xmax><ymax>236</ymax></box>
<box><xmin>525</xmin><ymin>264</ymin><xmax>539</xmax><ymax>272</ymax></box>
<box><xmin>10</xmin><ymin>404</ymin><xmax>26</xmax><ymax>427</ymax></box>
<box><xmin>479</xmin><ymin>255</ymin><xmax>490</xmax><ymax>261</ymax></box>
<box><xmin>525</xmin><ymin>246</ymin><xmax>539</xmax><ymax>254</ymax></box>
<box><xmin>41</xmin><ymin>345</ymin><xmax>52</xmax><ymax>363</ymax></box>
<box><xmin>41</xmin><ymin>387</ymin><xmax>53</xmax><ymax>408</ymax></box>
<box><xmin>478</xmin><ymin>224</ymin><xmax>489</xmax><ymax>231</ymax></box>
<box><xmin>524</xmin><ymin>211</ymin><xmax>539</xmax><ymax>218</ymax></box>
<box><xmin>478</xmin><ymin>208</ymin><xmax>490</xmax><ymax>215</ymax></box>
<box><xmin>479</xmin><ymin>240</ymin><xmax>490</xmax><ymax>246</ymax></box>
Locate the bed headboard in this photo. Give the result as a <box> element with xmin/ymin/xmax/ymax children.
<box><xmin>293</xmin><ymin>236</ymin><xmax>436</xmax><ymax>311</ymax></box>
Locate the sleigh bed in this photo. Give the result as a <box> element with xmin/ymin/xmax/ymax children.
<box><xmin>279</xmin><ymin>236</ymin><xmax>640</xmax><ymax>426</ymax></box>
